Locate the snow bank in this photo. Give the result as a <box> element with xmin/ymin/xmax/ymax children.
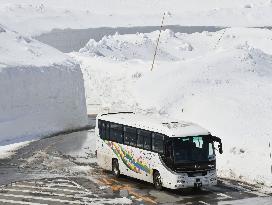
<box><xmin>0</xmin><ymin>141</ymin><xmax>30</xmax><ymax>159</ymax></box>
<box><xmin>0</xmin><ymin>0</ymin><xmax>272</xmax><ymax>36</ymax></box>
<box><xmin>71</xmin><ymin>28</ymin><xmax>272</xmax><ymax>187</ymax></box>
<box><xmin>0</xmin><ymin>25</ymin><xmax>88</xmax><ymax>146</ymax></box>
<box><xmin>79</xmin><ymin>32</ymin><xmax>178</xmax><ymax>61</ymax></box>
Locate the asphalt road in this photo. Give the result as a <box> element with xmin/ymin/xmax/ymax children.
<box><xmin>0</xmin><ymin>117</ymin><xmax>271</xmax><ymax>205</ymax></box>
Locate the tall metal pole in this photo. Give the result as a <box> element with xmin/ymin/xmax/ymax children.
<box><xmin>151</xmin><ymin>12</ymin><xmax>166</xmax><ymax>71</ymax></box>
<box><xmin>214</xmin><ymin>28</ymin><xmax>226</xmax><ymax>50</ymax></box>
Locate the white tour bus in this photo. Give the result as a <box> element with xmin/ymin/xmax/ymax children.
<box><xmin>95</xmin><ymin>112</ymin><xmax>223</xmax><ymax>190</ymax></box>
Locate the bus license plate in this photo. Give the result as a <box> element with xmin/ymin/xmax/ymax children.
<box><xmin>194</xmin><ymin>182</ymin><xmax>202</xmax><ymax>188</ymax></box>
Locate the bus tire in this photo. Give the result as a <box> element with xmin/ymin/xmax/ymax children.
<box><xmin>112</xmin><ymin>159</ymin><xmax>120</xmax><ymax>178</ymax></box>
<box><xmin>153</xmin><ymin>171</ymin><xmax>163</xmax><ymax>190</ymax></box>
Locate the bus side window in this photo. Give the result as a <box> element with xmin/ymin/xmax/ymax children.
<box><xmin>100</xmin><ymin>121</ymin><xmax>106</xmax><ymax>139</ymax></box>
<box><xmin>143</xmin><ymin>133</ymin><xmax>152</xmax><ymax>150</ymax></box>
<box><xmin>124</xmin><ymin>126</ymin><xmax>130</xmax><ymax>145</ymax></box>
<box><xmin>124</xmin><ymin>126</ymin><xmax>137</xmax><ymax>147</ymax></box>
<box><xmin>152</xmin><ymin>133</ymin><xmax>164</xmax><ymax>154</ymax></box>
<box><xmin>137</xmin><ymin>135</ymin><xmax>144</xmax><ymax>148</ymax></box>
<box><xmin>110</xmin><ymin>123</ymin><xmax>123</xmax><ymax>143</ymax></box>
<box><xmin>98</xmin><ymin>120</ymin><xmax>102</xmax><ymax>138</ymax></box>
<box><xmin>99</xmin><ymin>121</ymin><xmax>110</xmax><ymax>140</ymax></box>
<box><xmin>130</xmin><ymin>134</ymin><xmax>137</xmax><ymax>146</ymax></box>
<box><xmin>138</xmin><ymin>130</ymin><xmax>151</xmax><ymax>149</ymax></box>
<box><xmin>105</xmin><ymin>122</ymin><xmax>110</xmax><ymax>140</ymax></box>
<box><xmin>137</xmin><ymin>130</ymin><xmax>144</xmax><ymax>149</ymax></box>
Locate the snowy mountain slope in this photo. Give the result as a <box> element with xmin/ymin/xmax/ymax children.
<box><xmin>0</xmin><ymin>0</ymin><xmax>272</xmax><ymax>36</ymax></box>
<box><xmin>0</xmin><ymin>25</ymin><xmax>88</xmax><ymax>146</ymax></box>
<box><xmin>136</xmin><ymin>45</ymin><xmax>272</xmax><ymax>186</ymax></box>
<box><xmin>71</xmin><ymin>27</ymin><xmax>272</xmax><ymax>187</ymax></box>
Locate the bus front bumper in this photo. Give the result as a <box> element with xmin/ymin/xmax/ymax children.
<box><xmin>163</xmin><ymin>170</ymin><xmax>217</xmax><ymax>189</ymax></box>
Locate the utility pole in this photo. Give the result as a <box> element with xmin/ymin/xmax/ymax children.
<box><xmin>269</xmin><ymin>141</ymin><xmax>271</xmax><ymax>174</ymax></box>
<box><xmin>151</xmin><ymin>12</ymin><xmax>167</xmax><ymax>71</ymax></box>
<box><xmin>214</xmin><ymin>28</ymin><xmax>227</xmax><ymax>50</ymax></box>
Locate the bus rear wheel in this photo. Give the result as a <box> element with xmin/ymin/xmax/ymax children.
<box><xmin>112</xmin><ymin>159</ymin><xmax>120</xmax><ymax>178</ymax></box>
<box><xmin>153</xmin><ymin>171</ymin><xmax>163</xmax><ymax>190</ymax></box>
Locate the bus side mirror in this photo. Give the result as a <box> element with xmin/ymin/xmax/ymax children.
<box><xmin>210</xmin><ymin>135</ymin><xmax>223</xmax><ymax>154</ymax></box>
<box><xmin>218</xmin><ymin>143</ymin><xmax>223</xmax><ymax>154</ymax></box>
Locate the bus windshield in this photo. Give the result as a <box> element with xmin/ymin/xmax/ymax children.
<box><xmin>172</xmin><ymin>136</ymin><xmax>215</xmax><ymax>163</ymax></box>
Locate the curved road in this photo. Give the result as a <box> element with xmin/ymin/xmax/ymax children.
<box><xmin>0</xmin><ymin>117</ymin><xmax>271</xmax><ymax>205</ymax></box>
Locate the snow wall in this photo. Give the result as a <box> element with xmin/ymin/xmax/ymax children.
<box><xmin>0</xmin><ymin>64</ymin><xmax>88</xmax><ymax>146</ymax></box>
<box><xmin>0</xmin><ymin>25</ymin><xmax>88</xmax><ymax>146</ymax></box>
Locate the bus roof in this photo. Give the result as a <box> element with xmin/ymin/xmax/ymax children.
<box><xmin>97</xmin><ymin>113</ymin><xmax>210</xmax><ymax>138</ymax></box>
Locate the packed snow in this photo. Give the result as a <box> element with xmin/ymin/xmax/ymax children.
<box><xmin>0</xmin><ymin>25</ymin><xmax>88</xmax><ymax>146</ymax></box>
<box><xmin>0</xmin><ymin>0</ymin><xmax>272</xmax><ymax>36</ymax></box>
<box><xmin>0</xmin><ymin>141</ymin><xmax>30</xmax><ymax>159</ymax></box>
<box><xmin>70</xmin><ymin>27</ymin><xmax>272</xmax><ymax>187</ymax></box>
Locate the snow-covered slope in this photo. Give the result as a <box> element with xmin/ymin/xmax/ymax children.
<box><xmin>71</xmin><ymin>27</ymin><xmax>272</xmax><ymax>187</ymax></box>
<box><xmin>0</xmin><ymin>0</ymin><xmax>272</xmax><ymax>36</ymax></box>
<box><xmin>0</xmin><ymin>25</ymin><xmax>88</xmax><ymax>146</ymax></box>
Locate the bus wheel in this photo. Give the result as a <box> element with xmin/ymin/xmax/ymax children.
<box><xmin>153</xmin><ymin>171</ymin><xmax>163</xmax><ymax>190</ymax></box>
<box><xmin>112</xmin><ymin>159</ymin><xmax>120</xmax><ymax>178</ymax></box>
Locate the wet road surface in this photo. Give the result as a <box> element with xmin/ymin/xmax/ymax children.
<box><xmin>0</xmin><ymin>117</ymin><xmax>271</xmax><ymax>204</ymax></box>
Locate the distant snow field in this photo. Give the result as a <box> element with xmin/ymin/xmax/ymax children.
<box><xmin>70</xmin><ymin>27</ymin><xmax>272</xmax><ymax>187</ymax></box>
<box><xmin>1</xmin><ymin>0</ymin><xmax>272</xmax><ymax>36</ymax></box>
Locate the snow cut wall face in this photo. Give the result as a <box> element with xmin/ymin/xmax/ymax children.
<box><xmin>0</xmin><ymin>26</ymin><xmax>88</xmax><ymax>146</ymax></box>
<box><xmin>0</xmin><ymin>64</ymin><xmax>88</xmax><ymax>146</ymax></box>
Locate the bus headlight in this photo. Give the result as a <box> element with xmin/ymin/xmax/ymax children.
<box><xmin>210</xmin><ymin>178</ymin><xmax>217</xmax><ymax>181</ymax></box>
<box><xmin>178</xmin><ymin>173</ymin><xmax>187</xmax><ymax>178</ymax></box>
<box><xmin>177</xmin><ymin>180</ymin><xmax>185</xmax><ymax>184</ymax></box>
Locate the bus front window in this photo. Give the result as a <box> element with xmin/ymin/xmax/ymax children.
<box><xmin>172</xmin><ymin>136</ymin><xmax>215</xmax><ymax>163</ymax></box>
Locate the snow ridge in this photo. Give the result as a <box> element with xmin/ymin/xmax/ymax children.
<box><xmin>79</xmin><ymin>31</ymin><xmax>180</xmax><ymax>61</ymax></box>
